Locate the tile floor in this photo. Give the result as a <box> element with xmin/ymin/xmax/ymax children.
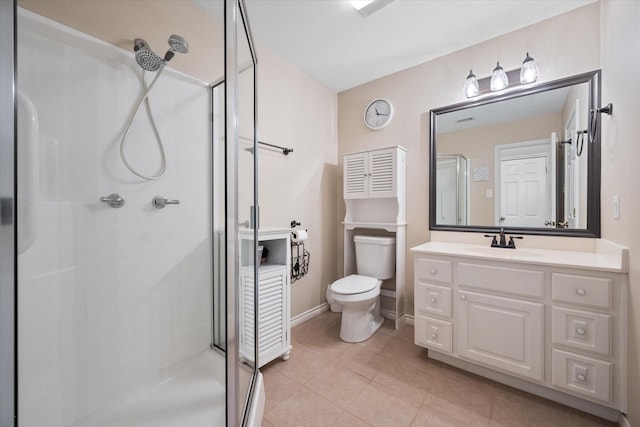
<box><xmin>260</xmin><ymin>311</ymin><xmax>617</xmax><ymax>427</ymax></box>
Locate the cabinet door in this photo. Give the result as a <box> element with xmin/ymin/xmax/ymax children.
<box><xmin>240</xmin><ymin>267</ymin><xmax>288</xmax><ymax>367</ymax></box>
<box><xmin>368</xmin><ymin>148</ymin><xmax>397</xmax><ymax>198</ymax></box>
<box><xmin>457</xmin><ymin>291</ymin><xmax>544</xmax><ymax>381</ymax></box>
<box><xmin>344</xmin><ymin>152</ymin><xmax>369</xmax><ymax>199</ymax></box>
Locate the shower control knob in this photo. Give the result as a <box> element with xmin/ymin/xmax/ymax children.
<box><xmin>100</xmin><ymin>193</ymin><xmax>125</xmax><ymax>208</ymax></box>
<box><xmin>152</xmin><ymin>196</ymin><xmax>180</xmax><ymax>209</ymax></box>
<box><xmin>577</xmin><ymin>373</ymin><xmax>587</xmax><ymax>382</ymax></box>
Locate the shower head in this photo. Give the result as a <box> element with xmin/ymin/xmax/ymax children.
<box><xmin>167</xmin><ymin>34</ymin><xmax>189</xmax><ymax>54</ymax></box>
<box><xmin>135</xmin><ymin>49</ymin><xmax>164</xmax><ymax>72</ymax></box>
<box><xmin>133</xmin><ymin>38</ymin><xmax>164</xmax><ymax>72</ymax></box>
<box><xmin>132</xmin><ymin>35</ymin><xmax>188</xmax><ymax>72</ymax></box>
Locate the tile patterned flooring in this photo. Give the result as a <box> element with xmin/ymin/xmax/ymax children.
<box><xmin>260</xmin><ymin>311</ymin><xmax>617</xmax><ymax>427</ymax></box>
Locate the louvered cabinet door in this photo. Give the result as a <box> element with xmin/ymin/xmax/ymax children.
<box><xmin>344</xmin><ymin>152</ymin><xmax>369</xmax><ymax>199</ymax></box>
<box><xmin>239</xmin><ymin>266</ymin><xmax>288</xmax><ymax>367</ymax></box>
<box><xmin>368</xmin><ymin>148</ymin><xmax>397</xmax><ymax>198</ymax></box>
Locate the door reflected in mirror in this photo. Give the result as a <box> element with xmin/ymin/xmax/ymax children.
<box><xmin>430</xmin><ymin>71</ymin><xmax>601</xmax><ymax>237</ymax></box>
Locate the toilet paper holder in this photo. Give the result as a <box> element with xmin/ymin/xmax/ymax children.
<box><xmin>290</xmin><ymin>219</ymin><xmax>310</xmax><ymax>283</ymax></box>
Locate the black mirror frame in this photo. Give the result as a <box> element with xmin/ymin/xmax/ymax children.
<box><xmin>429</xmin><ymin>69</ymin><xmax>601</xmax><ymax>238</ymax></box>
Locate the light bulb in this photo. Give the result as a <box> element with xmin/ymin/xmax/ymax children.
<box><xmin>463</xmin><ymin>69</ymin><xmax>479</xmax><ymax>98</ymax></box>
<box><xmin>520</xmin><ymin>52</ymin><xmax>539</xmax><ymax>84</ymax></box>
<box><xmin>490</xmin><ymin>62</ymin><xmax>509</xmax><ymax>91</ymax></box>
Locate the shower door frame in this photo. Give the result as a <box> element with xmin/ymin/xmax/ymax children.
<box><xmin>225</xmin><ymin>0</ymin><xmax>260</xmax><ymax>425</ymax></box>
<box><xmin>0</xmin><ymin>0</ymin><xmax>16</xmax><ymax>425</ymax></box>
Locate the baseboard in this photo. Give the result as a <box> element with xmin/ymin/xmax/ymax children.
<box><xmin>290</xmin><ymin>303</ymin><xmax>329</xmax><ymax>327</ymax></box>
<box><xmin>619</xmin><ymin>413</ymin><xmax>631</xmax><ymax>427</ymax></box>
<box><xmin>404</xmin><ymin>314</ymin><xmax>414</xmax><ymax>326</ymax></box>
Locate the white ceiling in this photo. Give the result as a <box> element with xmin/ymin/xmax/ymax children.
<box><xmin>243</xmin><ymin>0</ymin><xmax>596</xmax><ymax>92</ymax></box>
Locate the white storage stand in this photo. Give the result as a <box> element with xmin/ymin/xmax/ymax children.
<box><xmin>239</xmin><ymin>228</ymin><xmax>292</xmax><ymax>367</ymax></box>
<box><xmin>342</xmin><ymin>146</ymin><xmax>407</xmax><ymax>329</ymax></box>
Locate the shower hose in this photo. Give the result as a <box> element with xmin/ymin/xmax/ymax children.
<box><xmin>119</xmin><ymin>67</ymin><xmax>167</xmax><ymax>180</ymax></box>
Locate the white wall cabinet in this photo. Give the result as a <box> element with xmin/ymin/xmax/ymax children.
<box><xmin>411</xmin><ymin>241</ymin><xmax>628</xmax><ymax>421</ymax></box>
<box><xmin>344</xmin><ymin>147</ymin><xmax>398</xmax><ymax>199</ymax></box>
<box><xmin>239</xmin><ymin>228</ymin><xmax>292</xmax><ymax>367</ymax></box>
<box><xmin>342</xmin><ymin>146</ymin><xmax>406</xmax><ymax>329</ymax></box>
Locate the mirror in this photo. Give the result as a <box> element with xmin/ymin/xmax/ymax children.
<box><xmin>430</xmin><ymin>70</ymin><xmax>601</xmax><ymax>237</ymax></box>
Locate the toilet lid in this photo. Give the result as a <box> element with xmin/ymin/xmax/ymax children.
<box><xmin>331</xmin><ymin>275</ymin><xmax>379</xmax><ymax>295</ymax></box>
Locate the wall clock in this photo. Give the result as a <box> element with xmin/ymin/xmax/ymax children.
<box><xmin>364</xmin><ymin>98</ymin><xmax>393</xmax><ymax>130</ymax></box>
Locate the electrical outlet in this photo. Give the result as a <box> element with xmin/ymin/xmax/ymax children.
<box><xmin>613</xmin><ymin>195</ymin><xmax>620</xmax><ymax>219</ymax></box>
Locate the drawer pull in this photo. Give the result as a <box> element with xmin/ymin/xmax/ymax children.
<box><xmin>430</xmin><ymin>297</ymin><xmax>437</xmax><ymax>304</ymax></box>
<box><xmin>431</xmin><ymin>333</ymin><xmax>438</xmax><ymax>339</ymax></box>
<box><xmin>577</xmin><ymin>373</ymin><xmax>587</xmax><ymax>382</ymax></box>
<box><xmin>460</xmin><ymin>294</ymin><xmax>467</xmax><ymax>301</ymax></box>
<box><xmin>576</xmin><ymin>288</ymin><xmax>586</xmax><ymax>296</ymax></box>
<box><xmin>576</xmin><ymin>328</ymin><xmax>586</xmax><ymax>336</ymax></box>
<box><xmin>430</xmin><ymin>268</ymin><xmax>436</xmax><ymax>275</ymax></box>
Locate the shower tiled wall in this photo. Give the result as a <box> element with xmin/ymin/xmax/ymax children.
<box><xmin>17</xmin><ymin>9</ymin><xmax>212</xmax><ymax>426</ymax></box>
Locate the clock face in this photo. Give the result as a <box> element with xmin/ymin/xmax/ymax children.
<box><xmin>364</xmin><ymin>98</ymin><xmax>393</xmax><ymax>130</ymax></box>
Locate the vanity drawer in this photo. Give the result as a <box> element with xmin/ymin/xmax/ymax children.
<box><xmin>415</xmin><ymin>258</ymin><xmax>452</xmax><ymax>285</ymax></box>
<box><xmin>415</xmin><ymin>315</ymin><xmax>452</xmax><ymax>353</ymax></box>
<box><xmin>552</xmin><ymin>349</ymin><xmax>611</xmax><ymax>404</ymax></box>
<box><xmin>552</xmin><ymin>306</ymin><xmax>611</xmax><ymax>356</ymax></box>
<box><xmin>415</xmin><ymin>282</ymin><xmax>452</xmax><ymax>318</ymax></box>
<box><xmin>552</xmin><ymin>273</ymin><xmax>611</xmax><ymax>309</ymax></box>
<box><xmin>457</xmin><ymin>263</ymin><xmax>544</xmax><ymax>299</ymax></box>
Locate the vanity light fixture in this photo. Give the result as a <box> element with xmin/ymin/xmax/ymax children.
<box><xmin>463</xmin><ymin>70</ymin><xmax>480</xmax><ymax>98</ymax></box>
<box><xmin>490</xmin><ymin>62</ymin><xmax>509</xmax><ymax>91</ymax></box>
<box><xmin>464</xmin><ymin>52</ymin><xmax>540</xmax><ymax>98</ymax></box>
<box><xmin>520</xmin><ymin>52</ymin><xmax>539</xmax><ymax>84</ymax></box>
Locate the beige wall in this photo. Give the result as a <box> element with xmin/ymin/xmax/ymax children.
<box><xmin>338</xmin><ymin>3</ymin><xmax>600</xmax><ymax>318</ymax></box>
<box><xmin>438</xmin><ymin>113</ymin><xmax>561</xmax><ymax>226</ymax></box>
<box><xmin>600</xmin><ymin>1</ymin><xmax>640</xmax><ymax>424</ymax></box>
<box><xmin>256</xmin><ymin>49</ymin><xmax>339</xmax><ymax>317</ymax></box>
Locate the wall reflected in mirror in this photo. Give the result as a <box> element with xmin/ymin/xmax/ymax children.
<box><xmin>430</xmin><ymin>70</ymin><xmax>601</xmax><ymax>237</ymax></box>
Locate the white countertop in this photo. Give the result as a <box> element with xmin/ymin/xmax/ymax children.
<box><xmin>410</xmin><ymin>241</ymin><xmax>628</xmax><ymax>273</ymax></box>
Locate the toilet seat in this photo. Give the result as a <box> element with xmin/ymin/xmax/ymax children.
<box><xmin>331</xmin><ymin>275</ymin><xmax>379</xmax><ymax>295</ymax></box>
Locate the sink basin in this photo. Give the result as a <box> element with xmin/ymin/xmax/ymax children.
<box><xmin>466</xmin><ymin>247</ymin><xmax>542</xmax><ymax>258</ymax></box>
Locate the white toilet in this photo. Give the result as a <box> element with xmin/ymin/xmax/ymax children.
<box><xmin>327</xmin><ymin>235</ymin><xmax>396</xmax><ymax>343</ymax></box>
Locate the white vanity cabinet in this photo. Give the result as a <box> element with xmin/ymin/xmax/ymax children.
<box><xmin>411</xmin><ymin>241</ymin><xmax>628</xmax><ymax>421</ymax></box>
<box><xmin>239</xmin><ymin>228</ymin><xmax>292</xmax><ymax>368</ymax></box>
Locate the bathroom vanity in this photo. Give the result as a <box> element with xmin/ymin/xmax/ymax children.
<box><xmin>411</xmin><ymin>240</ymin><xmax>628</xmax><ymax>420</ymax></box>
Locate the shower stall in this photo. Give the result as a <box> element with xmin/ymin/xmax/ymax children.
<box><xmin>0</xmin><ymin>0</ymin><xmax>261</xmax><ymax>426</ymax></box>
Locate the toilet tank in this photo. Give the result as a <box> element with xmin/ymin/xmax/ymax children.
<box><xmin>354</xmin><ymin>235</ymin><xmax>396</xmax><ymax>280</ymax></box>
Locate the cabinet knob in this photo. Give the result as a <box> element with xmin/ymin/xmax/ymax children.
<box><xmin>430</xmin><ymin>297</ymin><xmax>437</xmax><ymax>304</ymax></box>
<box><xmin>431</xmin><ymin>333</ymin><xmax>438</xmax><ymax>339</ymax></box>
<box><xmin>576</xmin><ymin>328</ymin><xmax>586</xmax><ymax>336</ymax></box>
<box><xmin>460</xmin><ymin>294</ymin><xmax>467</xmax><ymax>301</ymax></box>
<box><xmin>576</xmin><ymin>288</ymin><xmax>586</xmax><ymax>296</ymax></box>
<box><xmin>430</xmin><ymin>268</ymin><xmax>436</xmax><ymax>275</ymax></box>
<box><xmin>577</xmin><ymin>373</ymin><xmax>587</xmax><ymax>382</ymax></box>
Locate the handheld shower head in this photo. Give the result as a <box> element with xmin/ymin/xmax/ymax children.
<box><xmin>167</xmin><ymin>34</ymin><xmax>189</xmax><ymax>54</ymax></box>
<box><xmin>133</xmin><ymin>38</ymin><xmax>164</xmax><ymax>72</ymax></box>
<box><xmin>132</xmin><ymin>35</ymin><xmax>188</xmax><ymax>71</ymax></box>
